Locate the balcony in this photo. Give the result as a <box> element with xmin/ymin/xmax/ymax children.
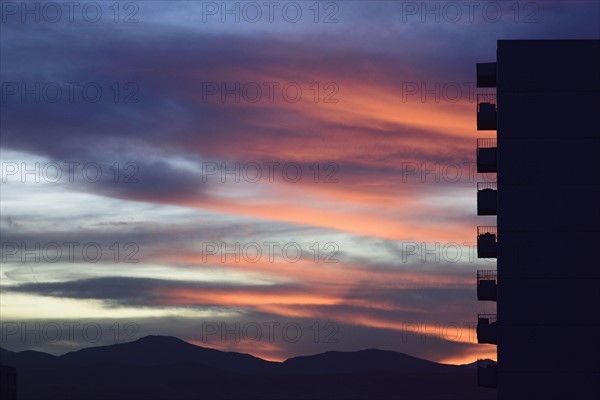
<box><xmin>477</xmin><ymin>360</ymin><xmax>498</xmax><ymax>388</ymax></box>
<box><xmin>477</xmin><ymin>94</ymin><xmax>497</xmax><ymax>130</ymax></box>
<box><xmin>477</xmin><ymin>63</ymin><xmax>497</xmax><ymax>87</ymax></box>
<box><xmin>477</xmin><ymin>270</ymin><xmax>497</xmax><ymax>301</ymax></box>
<box><xmin>477</xmin><ymin>226</ymin><xmax>497</xmax><ymax>258</ymax></box>
<box><xmin>477</xmin><ymin>182</ymin><xmax>497</xmax><ymax>215</ymax></box>
<box><xmin>477</xmin><ymin>138</ymin><xmax>497</xmax><ymax>173</ymax></box>
<box><xmin>477</xmin><ymin>314</ymin><xmax>498</xmax><ymax>344</ymax></box>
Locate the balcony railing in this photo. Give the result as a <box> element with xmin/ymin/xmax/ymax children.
<box><xmin>477</xmin><ymin>94</ymin><xmax>497</xmax><ymax>130</ymax></box>
<box><xmin>477</xmin><ymin>182</ymin><xmax>497</xmax><ymax>215</ymax></box>
<box><xmin>477</xmin><ymin>63</ymin><xmax>497</xmax><ymax>88</ymax></box>
<box><xmin>477</xmin><ymin>359</ymin><xmax>498</xmax><ymax>388</ymax></box>
<box><xmin>477</xmin><ymin>138</ymin><xmax>497</xmax><ymax>173</ymax></box>
<box><xmin>477</xmin><ymin>314</ymin><xmax>498</xmax><ymax>344</ymax></box>
<box><xmin>477</xmin><ymin>226</ymin><xmax>497</xmax><ymax>258</ymax></box>
<box><xmin>477</xmin><ymin>270</ymin><xmax>497</xmax><ymax>301</ymax></box>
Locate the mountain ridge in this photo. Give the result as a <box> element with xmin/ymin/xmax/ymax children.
<box><xmin>1</xmin><ymin>334</ymin><xmax>470</xmax><ymax>372</ymax></box>
<box><xmin>0</xmin><ymin>335</ymin><xmax>497</xmax><ymax>400</ymax></box>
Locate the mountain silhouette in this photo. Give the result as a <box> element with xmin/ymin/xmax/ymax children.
<box><xmin>0</xmin><ymin>347</ymin><xmax>57</xmax><ymax>369</ymax></box>
<box><xmin>283</xmin><ymin>349</ymin><xmax>461</xmax><ymax>374</ymax></box>
<box><xmin>61</xmin><ymin>335</ymin><xmax>276</xmax><ymax>374</ymax></box>
<box><xmin>460</xmin><ymin>359</ymin><xmax>497</xmax><ymax>369</ymax></box>
<box><xmin>1</xmin><ymin>336</ymin><xmax>496</xmax><ymax>400</ymax></box>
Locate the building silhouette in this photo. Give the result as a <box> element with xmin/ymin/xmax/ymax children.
<box><xmin>475</xmin><ymin>39</ymin><xmax>600</xmax><ymax>399</ymax></box>
<box><xmin>0</xmin><ymin>365</ymin><xmax>17</xmax><ymax>400</ymax></box>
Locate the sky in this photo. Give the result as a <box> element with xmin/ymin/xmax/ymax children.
<box><xmin>1</xmin><ymin>1</ymin><xmax>599</xmax><ymax>365</ymax></box>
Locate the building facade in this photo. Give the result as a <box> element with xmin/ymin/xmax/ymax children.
<box><xmin>0</xmin><ymin>365</ymin><xmax>17</xmax><ymax>400</ymax></box>
<box><xmin>475</xmin><ymin>39</ymin><xmax>600</xmax><ymax>399</ymax></box>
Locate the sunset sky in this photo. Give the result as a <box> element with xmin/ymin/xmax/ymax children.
<box><xmin>1</xmin><ymin>1</ymin><xmax>599</xmax><ymax>365</ymax></box>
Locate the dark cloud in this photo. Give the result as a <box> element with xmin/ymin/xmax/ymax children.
<box><xmin>3</xmin><ymin>275</ymin><xmax>477</xmax><ymax>324</ymax></box>
<box><xmin>1</xmin><ymin>276</ymin><xmax>484</xmax><ymax>362</ymax></box>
